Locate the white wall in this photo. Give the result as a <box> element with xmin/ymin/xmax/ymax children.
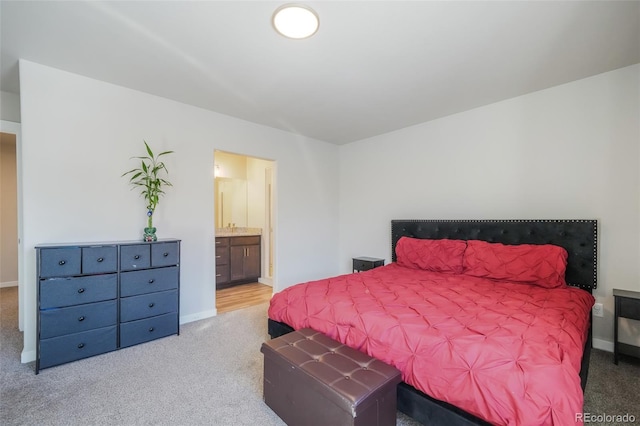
<box><xmin>17</xmin><ymin>58</ymin><xmax>638</xmax><ymax>362</ymax></box>
<box><xmin>339</xmin><ymin>64</ymin><xmax>640</xmax><ymax>347</ymax></box>
<box><xmin>19</xmin><ymin>60</ymin><xmax>340</xmax><ymax>362</ymax></box>
<box><xmin>0</xmin><ymin>91</ymin><xmax>21</xmax><ymax>123</ymax></box>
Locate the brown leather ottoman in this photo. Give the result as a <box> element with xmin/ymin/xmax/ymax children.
<box><xmin>261</xmin><ymin>328</ymin><xmax>402</xmax><ymax>426</ymax></box>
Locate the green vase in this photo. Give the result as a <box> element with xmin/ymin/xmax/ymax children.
<box><xmin>144</xmin><ymin>227</ymin><xmax>157</xmax><ymax>242</ymax></box>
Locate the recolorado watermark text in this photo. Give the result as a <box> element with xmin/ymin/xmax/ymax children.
<box><xmin>576</xmin><ymin>412</ymin><xmax>636</xmax><ymax>423</ymax></box>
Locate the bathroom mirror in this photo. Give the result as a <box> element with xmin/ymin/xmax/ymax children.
<box><xmin>215</xmin><ymin>177</ymin><xmax>248</xmax><ymax>228</ymax></box>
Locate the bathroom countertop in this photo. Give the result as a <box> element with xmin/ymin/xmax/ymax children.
<box><xmin>215</xmin><ymin>227</ymin><xmax>262</xmax><ymax>237</ymax></box>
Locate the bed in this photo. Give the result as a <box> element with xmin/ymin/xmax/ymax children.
<box><xmin>267</xmin><ymin>219</ymin><xmax>597</xmax><ymax>426</ymax></box>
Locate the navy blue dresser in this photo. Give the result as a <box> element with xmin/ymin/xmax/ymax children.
<box><xmin>36</xmin><ymin>239</ymin><xmax>180</xmax><ymax>373</ymax></box>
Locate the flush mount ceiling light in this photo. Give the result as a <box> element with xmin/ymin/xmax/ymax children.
<box><xmin>272</xmin><ymin>4</ymin><xmax>319</xmax><ymax>39</ymax></box>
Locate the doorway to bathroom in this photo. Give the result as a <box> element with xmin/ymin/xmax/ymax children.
<box><xmin>213</xmin><ymin>150</ymin><xmax>275</xmax><ymax>314</ymax></box>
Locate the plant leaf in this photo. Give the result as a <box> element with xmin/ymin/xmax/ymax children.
<box><xmin>144</xmin><ymin>140</ymin><xmax>154</xmax><ymax>158</ymax></box>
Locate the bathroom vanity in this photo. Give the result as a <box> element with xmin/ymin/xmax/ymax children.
<box><xmin>215</xmin><ymin>230</ymin><xmax>261</xmax><ymax>289</ymax></box>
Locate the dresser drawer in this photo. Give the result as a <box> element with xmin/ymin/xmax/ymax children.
<box><xmin>120</xmin><ymin>290</ymin><xmax>178</xmax><ymax>322</ymax></box>
<box><xmin>120</xmin><ymin>313</ymin><xmax>178</xmax><ymax>348</ymax></box>
<box><xmin>82</xmin><ymin>246</ymin><xmax>117</xmax><ymax>274</ymax></box>
<box><xmin>40</xmin><ymin>274</ymin><xmax>117</xmax><ymax>309</ymax></box>
<box><xmin>151</xmin><ymin>241</ymin><xmax>179</xmax><ymax>267</ymax></box>
<box><xmin>120</xmin><ymin>266</ymin><xmax>179</xmax><ymax>297</ymax></box>
<box><xmin>40</xmin><ymin>300</ymin><xmax>117</xmax><ymax>339</ymax></box>
<box><xmin>39</xmin><ymin>326</ymin><xmax>117</xmax><ymax>370</ymax></box>
<box><xmin>215</xmin><ymin>247</ymin><xmax>229</xmax><ymax>265</ymax></box>
<box><xmin>620</xmin><ymin>297</ymin><xmax>640</xmax><ymax>321</ymax></box>
<box><xmin>40</xmin><ymin>248</ymin><xmax>81</xmax><ymax>278</ymax></box>
<box><xmin>120</xmin><ymin>244</ymin><xmax>151</xmax><ymax>271</ymax></box>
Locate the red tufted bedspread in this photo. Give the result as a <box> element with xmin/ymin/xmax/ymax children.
<box><xmin>268</xmin><ymin>263</ymin><xmax>595</xmax><ymax>426</ymax></box>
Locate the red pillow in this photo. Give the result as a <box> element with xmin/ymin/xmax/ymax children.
<box><xmin>462</xmin><ymin>240</ymin><xmax>568</xmax><ymax>288</ymax></box>
<box><xmin>395</xmin><ymin>237</ymin><xmax>466</xmax><ymax>274</ymax></box>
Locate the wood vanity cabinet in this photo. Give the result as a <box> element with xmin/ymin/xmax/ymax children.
<box><xmin>215</xmin><ymin>237</ymin><xmax>230</xmax><ymax>287</ymax></box>
<box><xmin>215</xmin><ymin>235</ymin><xmax>261</xmax><ymax>289</ymax></box>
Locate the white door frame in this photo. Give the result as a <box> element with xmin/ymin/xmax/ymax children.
<box><xmin>1</xmin><ymin>120</ymin><xmax>24</xmax><ymax>333</ymax></box>
<box><xmin>265</xmin><ymin>167</ymin><xmax>274</xmax><ymax>280</ymax></box>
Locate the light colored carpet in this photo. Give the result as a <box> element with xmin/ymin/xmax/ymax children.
<box><xmin>1</xmin><ymin>286</ymin><xmax>638</xmax><ymax>425</ymax></box>
<box><xmin>0</xmin><ymin>287</ymin><xmax>419</xmax><ymax>426</ymax></box>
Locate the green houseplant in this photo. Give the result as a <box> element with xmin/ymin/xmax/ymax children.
<box><xmin>122</xmin><ymin>141</ymin><xmax>174</xmax><ymax>241</ymax></box>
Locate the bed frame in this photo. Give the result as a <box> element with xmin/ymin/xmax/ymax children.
<box><xmin>268</xmin><ymin>219</ymin><xmax>598</xmax><ymax>426</ymax></box>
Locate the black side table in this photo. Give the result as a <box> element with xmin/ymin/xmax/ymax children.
<box><xmin>613</xmin><ymin>288</ymin><xmax>640</xmax><ymax>364</ymax></box>
<box><xmin>352</xmin><ymin>257</ymin><xmax>385</xmax><ymax>273</ymax></box>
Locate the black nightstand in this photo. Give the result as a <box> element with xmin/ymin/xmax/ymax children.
<box><xmin>613</xmin><ymin>288</ymin><xmax>640</xmax><ymax>364</ymax></box>
<box><xmin>352</xmin><ymin>257</ymin><xmax>385</xmax><ymax>273</ymax></box>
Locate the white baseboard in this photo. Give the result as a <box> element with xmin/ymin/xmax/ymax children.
<box><xmin>1</xmin><ymin>281</ymin><xmax>18</xmax><ymax>288</ymax></box>
<box><xmin>258</xmin><ymin>277</ymin><xmax>273</xmax><ymax>287</ymax></box>
<box><xmin>592</xmin><ymin>337</ymin><xmax>614</xmax><ymax>352</ymax></box>
<box><xmin>21</xmin><ymin>349</ymin><xmax>35</xmax><ymax>364</ymax></box>
<box><xmin>180</xmin><ymin>309</ymin><xmax>217</xmax><ymax>324</ymax></box>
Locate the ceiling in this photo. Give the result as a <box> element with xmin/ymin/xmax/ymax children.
<box><xmin>1</xmin><ymin>1</ymin><xmax>639</xmax><ymax>145</ymax></box>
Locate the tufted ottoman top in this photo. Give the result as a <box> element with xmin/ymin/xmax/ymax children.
<box><xmin>261</xmin><ymin>328</ymin><xmax>401</xmax><ymax>416</ymax></box>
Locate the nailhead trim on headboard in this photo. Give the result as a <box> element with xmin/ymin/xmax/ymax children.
<box><xmin>390</xmin><ymin>219</ymin><xmax>598</xmax><ymax>291</ymax></box>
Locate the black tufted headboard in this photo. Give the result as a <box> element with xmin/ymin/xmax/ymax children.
<box><xmin>391</xmin><ymin>219</ymin><xmax>597</xmax><ymax>291</ymax></box>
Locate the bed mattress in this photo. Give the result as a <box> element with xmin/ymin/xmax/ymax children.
<box><xmin>268</xmin><ymin>263</ymin><xmax>595</xmax><ymax>426</ymax></box>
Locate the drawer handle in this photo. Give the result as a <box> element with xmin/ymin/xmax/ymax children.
<box><xmin>78</xmin><ymin>316</ymin><xmax>85</xmax><ymax>322</ymax></box>
<box><xmin>163</xmin><ymin>252</ymin><xmax>169</xmax><ymax>257</ymax></box>
<box><xmin>134</xmin><ymin>255</ymin><xmax>140</xmax><ymax>260</ymax></box>
<box><xmin>148</xmin><ymin>303</ymin><xmax>155</xmax><ymax>308</ymax></box>
<box><xmin>148</xmin><ymin>279</ymin><xmax>155</xmax><ymax>284</ymax></box>
<box><xmin>148</xmin><ymin>327</ymin><xmax>154</xmax><ymax>332</ymax></box>
<box><xmin>59</xmin><ymin>260</ymin><xmax>66</xmax><ymax>266</ymax></box>
<box><xmin>216</xmin><ymin>274</ymin><xmax>221</xmax><ymax>277</ymax></box>
<box><xmin>215</xmin><ymin>241</ymin><xmax>221</xmax><ymax>245</ymax></box>
<box><xmin>77</xmin><ymin>288</ymin><xmax>85</xmax><ymax>294</ymax></box>
<box><xmin>97</xmin><ymin>257</ymin><xmax>104</xmax><ymax>262</ymax></box>
<box><xmin>77</xmin><ymin>343</ymin><xmax>85</xmax><ymax>349</ymax></box>
<box><xmin>216</xmin><ymin>256</ymin><xmax>221</xmax><ymax>259</ymax></box>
